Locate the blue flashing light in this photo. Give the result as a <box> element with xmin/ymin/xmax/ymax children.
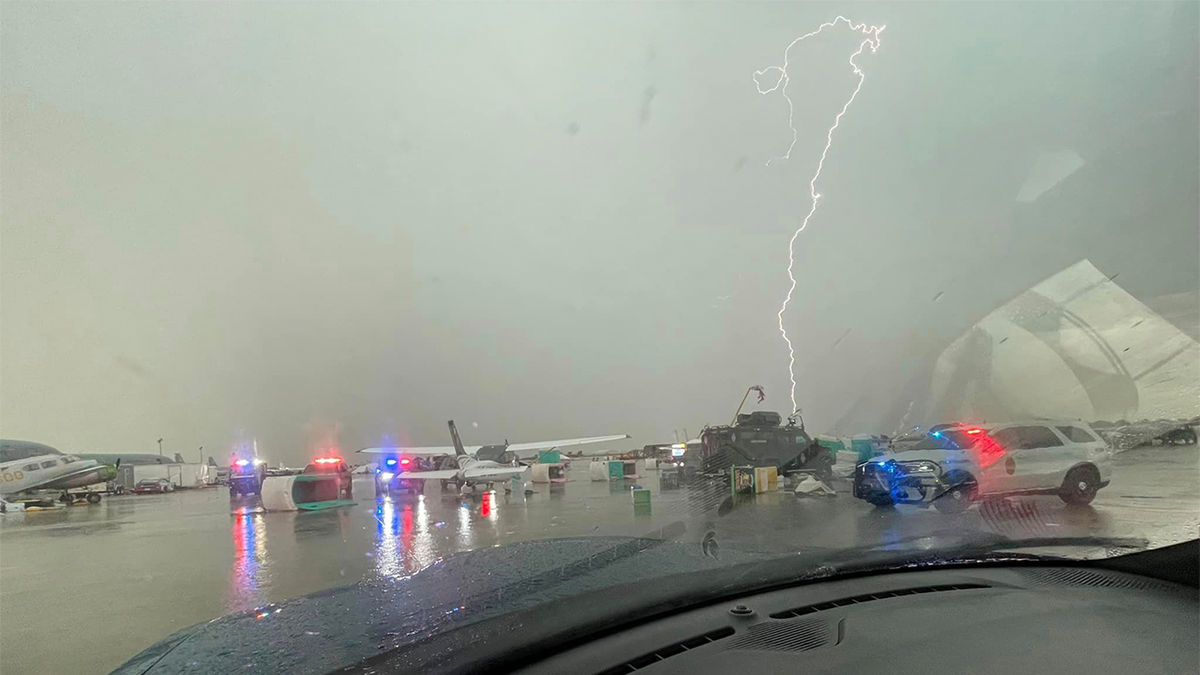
<box><xmin>385</xmin><ymin>458</ymin><xmax>398</xmax><ymax>467</ymax></box>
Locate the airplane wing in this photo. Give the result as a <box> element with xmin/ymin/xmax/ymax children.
<box><xmin>359</xmin><ymin>445</ymin><xmax>482</xmax><ymax>457</ymax></box>
<box><xmin>391</xmin><ymin>469</ymin><xmax>460</xmax><ymax>480</ymax></box>
<box><xmin>463</xmin><ymin>466</ymin><xmax>527</xmax><ymax>480</ymax></box>
<box><xmin>504</xmin><ymin>434</ymin><xmax>630</xmax><ymax>454</ymax></box>
<box><xmin>360</xmin><ymin>434</ymin><xmax>628</xmax><ymax>458</ymax></box>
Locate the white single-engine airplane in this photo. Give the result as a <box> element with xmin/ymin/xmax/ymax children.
<box><xmin>1</xmin><ymin>439</ymin><xmax>113</xmax><ymax>508</ymax></box>
<box><xmin>360</xmin><ymin>421</ymin><xmax>628</xmax><ymax>494</ymax></box>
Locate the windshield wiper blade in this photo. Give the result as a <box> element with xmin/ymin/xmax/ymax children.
<box><xmin>785</xmin><ymin>534</ymin><xmax>1150</xmax><ymax>580</ymax></box>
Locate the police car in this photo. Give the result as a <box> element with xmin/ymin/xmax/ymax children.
<box><xmin>853</xmin><ymin>421</ymin><xmax>1113</xmax><ymax>513</ymax></box>
<box><xmin>302</xmin><ymin>457</ymin><xmax>353</xmax><ymax>499</ymax></box>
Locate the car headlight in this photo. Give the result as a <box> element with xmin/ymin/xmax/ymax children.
<box><xmin>380</xmin><ymin>472</ymin><xmax>394</xmax><ymax>481</ymax></box>
<box><xmin>900</xmin><ymin>461</ymin><xmax>939</xmax><ymax>474</ymax></box>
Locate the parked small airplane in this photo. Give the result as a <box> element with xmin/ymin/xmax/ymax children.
<box><xmin>360</xmin><ymin>421</ymin><xmax>628</xmax><ymax>493</ymax></box>
<box><xmin>1</xmin><ymin>440</ymin><xmax>113</xmax><ymax>504</ymax></box>
<box><xmin>78</xmin><ymin>451</ymin><xmax>184</xmax><ymax>466</ymax></box>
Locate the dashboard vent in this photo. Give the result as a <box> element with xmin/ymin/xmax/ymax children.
<box><xmin>595</xmin><ymin>627</ymin><xmax>735</xmax><ymax>675</ymax></box>
<box><xmin>769</xmin><ymin>583</ymin><xmax>989</xmax><ymax>619</ymax></box>
<box><xmin>1023</xmin><ymin>568</ymin><xmax>1174</xmax><ymax>591</ymax></box>
<box><xmin>724</xmin><ymin>617</ymin><xmax>833</xmax><ymax>652</ymax></box>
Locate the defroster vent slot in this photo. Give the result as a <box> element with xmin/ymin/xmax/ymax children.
<box><xmin>769</xmin><ymin>583</ymin><xmax>989</xmax><ymax>619</ymax></box>
<box><xmin>595</xmin><ymin>626</ymin><xmax>735</xmax><ymax>675</ymax></box>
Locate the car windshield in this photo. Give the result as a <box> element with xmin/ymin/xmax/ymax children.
<box><xmin>1</xmin><ymin>3</ymin><xmax>1197</xmax><ymax>675</ymax></box>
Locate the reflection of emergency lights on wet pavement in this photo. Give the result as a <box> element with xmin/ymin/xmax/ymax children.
<box><xmin>412</xmin><ymin>496</ymin><xmax>435</xmax><ymax>570</ymax></box>
<box><xmin>229</xmin><ymin>510</ymin><xmax>268</xmax><ymax>611</ymax></box>
<box><xmin>456</xmin><ymin>501</ymin><xmax>474</xmax><ymax>549</ymax></box>
<box><xmin>375</xmin><ymin>498</ymin><xmax>402</xmax><ymax>578</ymax></box>
<box><xmin>374</xmin><ymin>496</ymin><xmax>438</xmax><ymax>577</ymax></box>
<box><xmin>480</xmin><ymin>491</ymin><xmax>498</xmax><ymax>521</ymax></box>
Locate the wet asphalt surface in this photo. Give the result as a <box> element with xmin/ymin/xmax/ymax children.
<box><xmin>1</xmin><ymin>446</ymin><xmax>1196</xmax><ymax>675</ymax></box>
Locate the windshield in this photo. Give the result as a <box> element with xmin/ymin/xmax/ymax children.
<box><xmin>475</xmin><ymin>445</ymin><xmax>509</xmax><ymax>462</ymax></box>
<box><xmin>909</xmin><ymin>430</ymin><xmax>982</xmax><ymax>451</ymax></box>
<box><xmin>1</xmin><ymin>3</ymin><xmax>1197</xmax><ymax>675</ymax></box>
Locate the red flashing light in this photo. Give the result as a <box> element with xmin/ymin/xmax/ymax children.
<box><xmin>399</xmin><ymin>458</ymin><xmax>411</xmax><ymax>466</ymax></box>
<box><xmin>966</xmin><ymin>428</ymin><xmax>983</xmax><ymax>435</ymax></box>
<box><xmin>235</xmin><ymin>459</ymin><xmax>250</xmax><ymax>467</ymax></box>
<box><xmin>314</xmin><ymin>457</ymin><xmax>342</xmax><ymax>465</ymax></box>
<box><xmin>973</xmin><ymin>433</ymin><xmax>1006</xmax><ymax>468</ymax></box>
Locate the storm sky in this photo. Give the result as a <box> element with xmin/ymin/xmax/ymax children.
<box><xmin>3</xmin><ymin>2</ymin><xmax>1197</xmax><ymax>464</ymax></box>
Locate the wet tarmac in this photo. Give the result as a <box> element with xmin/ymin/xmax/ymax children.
<box><xmin>2</xmin><ymin>446</ymin><xmax>1196</xmax><ymax>675</ymax></box>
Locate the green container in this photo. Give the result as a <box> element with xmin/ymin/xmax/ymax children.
<box><xmin>608</xmin><ymin>461</ymin><xmax>625</xmax><ymax>480</ymax></box>
<box><xmin>537</xmin><ymin>450</ymin><xmax>561</xmax><ymax>464</ymax></box>
<box><xmin>731</xmin><ymin>466</ymin><xmax>756</xmax><ymax>495</ymax></box>
<box><xmin>632</xmin><ymin>488</ymin><xmax>652</xmax><ymax>506</ymax></box>
<box><xmin>296</xmin><ymin>499</ymin><xmax>356</xmax><ymax>512</ymax></box>
<box><xmin>850</xmin><ymin>438</ymin><xmax>875</xmax><ymax>463</ymax></box>
<box><xmin>816</xmin><ymin>436</ymin><xmax>845</xmax><ymax>457</ymax></box>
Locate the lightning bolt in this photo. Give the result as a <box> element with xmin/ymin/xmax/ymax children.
<box><xmin>754</xmin><ymin>16</ymin><xmax>884</xmax><ymax>414</ymax></box>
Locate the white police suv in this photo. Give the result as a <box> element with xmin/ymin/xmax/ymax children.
<box><xmin>853</xmin><ymin>421</ymin><xmax>1113</xmax><ymax>513</ymax></box>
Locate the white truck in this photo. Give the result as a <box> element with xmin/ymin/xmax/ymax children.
<box><xmin>116</xmin><ymin>463</ymin><xmax>212</xmax><ymax>491</ymax></box>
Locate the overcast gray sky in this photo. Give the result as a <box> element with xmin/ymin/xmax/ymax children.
<box><xmin>3</xmin><ymin>2</ymin><xmax>1196</xmax><ymax>464</ymax></box>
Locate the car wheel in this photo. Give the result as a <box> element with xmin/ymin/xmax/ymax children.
<box><xmin>934</xmin><ymin>471</ymin><xmax>976</xmax><ymax>514</ymax></box>
<box><xmin>86</xmin><ymin>493</ymin><xmax>102</xmax><ymax>504</ymax></box>
<box><xmin>866</xmin><ymin>496</ymin><xmax>894</xmax><ymax>508</ymax></box>
<box><xmin>1059</xmin><ymin>465</ymin><xmax>1100</xmax><ymax>505</ymax></box>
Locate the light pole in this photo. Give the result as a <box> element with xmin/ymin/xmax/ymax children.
<box><xmin>157</xmin><ymin>438</ymin><xmax>163</xmax><ymax>456</ymax></box>
<box><xmin>199</xmin><ymin>446</ymin><xmax>204</xmax><ymax>464</ymax></box>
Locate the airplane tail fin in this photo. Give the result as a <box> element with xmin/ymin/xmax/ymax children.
<box><xmin>174</xmin><ymin>453</ymin><xmax>185</xmax><ymax>464</ymax></box>
<box><xmin>448</xmin><ymin>420</ymin><xmax>467</xmax><ymax>457</ymax></box>
<box><xmin>207</xmin><ymin>456</ymin><xmax>218</xmax><ymax>467</ymax></box>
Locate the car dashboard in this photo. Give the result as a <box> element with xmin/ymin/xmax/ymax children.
<box><xmin>345</xmin><ymin>542</ymin><xmax>1198</xmax><ymax>675</ymax></box>
<box><xmin>513</xmin><ymin>565</ymin><xmax>1197</xmax><ymax>675</ymax></box>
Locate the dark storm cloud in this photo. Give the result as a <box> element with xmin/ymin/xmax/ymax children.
<box><xmin>1</xmin><ymin>2</ymin><xmax>1196</xmax><ymax>463</ymax></box>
